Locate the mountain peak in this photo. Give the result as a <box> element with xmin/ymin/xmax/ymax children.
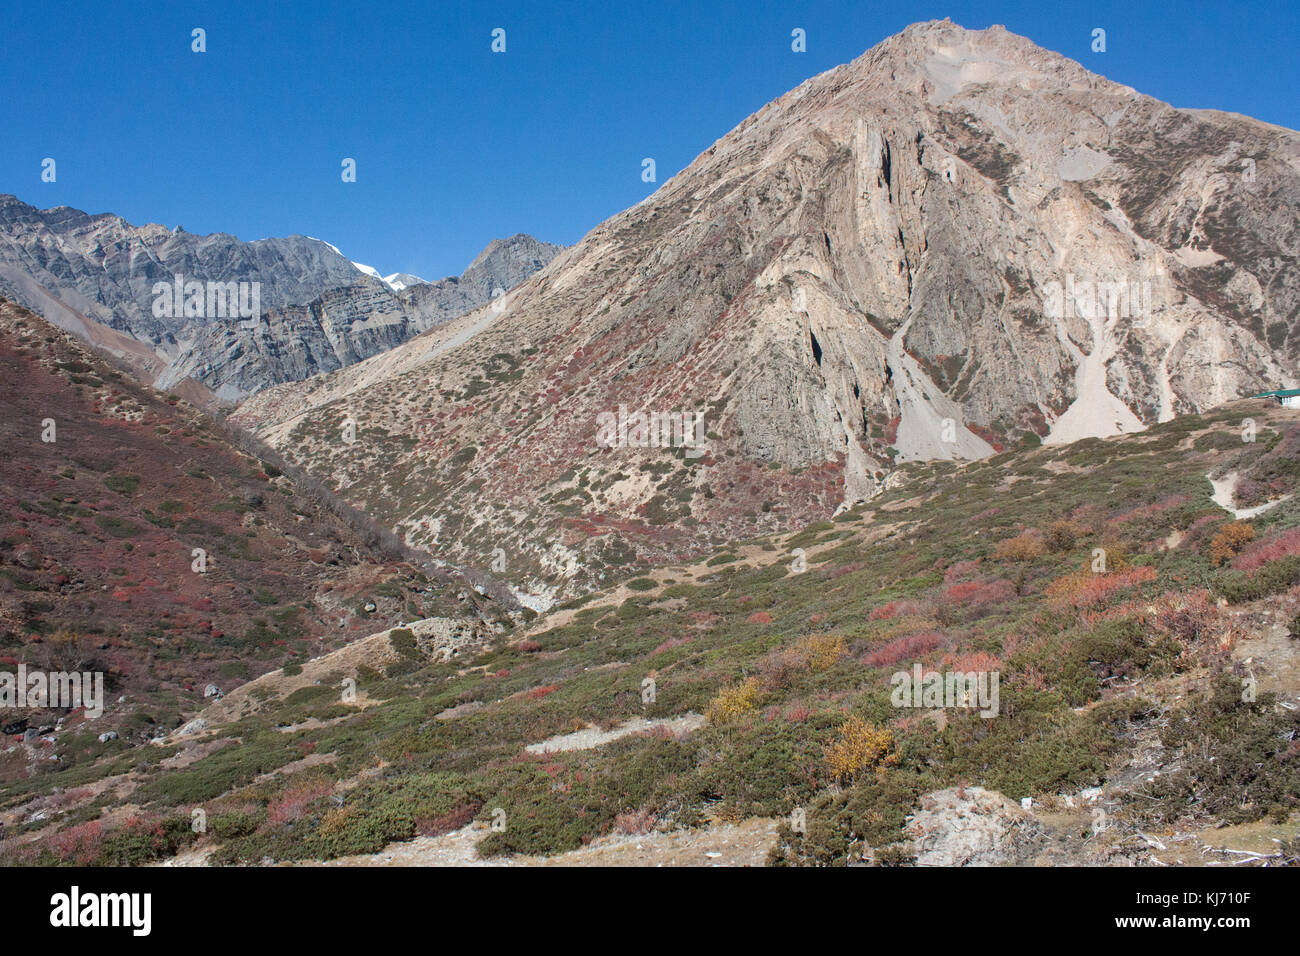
<box><xmin>834</xmin><ymin>18</ymin><xmax>1106</xmax><ymax>106</ymax></box>
<box><xmin>233</xmin><ymin>23</ymin><xmax>1299</xmax><ymax>601</ymax></box>
<box><xmin>463</xmin><ymin>233</ymin><xmax>563</xmax><ymax>275</ymax></box>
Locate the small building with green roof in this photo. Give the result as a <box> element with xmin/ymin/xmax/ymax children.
<box><xmin>1251</xmin><ymin>388</ymin><xmax>1300</xmax><ymax>408</ymax></box>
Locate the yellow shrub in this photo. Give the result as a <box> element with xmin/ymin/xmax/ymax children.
<box><xmin>797</xmin><ymin>634</ymin><xmax>846</xmax><ymax>672</ymax></box>
<box><xmin>994</xmin><ymin>531</ymin><xmax>1045</xmax><ymax>562</ymax></box>
<box><xmin>1209</xmin><ymin>521</ymin><xmax>1254</xmax><ymax>567</ymax></box>
<box><xmin>706</xmin><ymin>677</ymin><xmax>761</xmax><ymax>723</ymax></box>
<box><xmin>824</xmin><ymin>717</ymin><xmax>898</xmax><ymax>782</ymax></box>
<box><xmin>317</xmin><ymin>806</ymin><xmax>357</xmax><ymax>838</ymax></box>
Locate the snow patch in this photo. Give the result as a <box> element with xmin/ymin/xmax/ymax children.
<box><xmin>348</xmin><ymin>260</ymin><xmax>421</xmax><ymax>292</ymax></box>
<box><xmin>384</xmin><ymin>272</ymin><xmax>427</xmax><ymax>291</ymax></box>
<box><xmin>305</xmin><ymin>236</ymin><xmax>345</xmax><ymax>257</ymax></box>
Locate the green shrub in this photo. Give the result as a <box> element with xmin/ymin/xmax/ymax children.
<box><xmin>1217</xmin><ymin>556</ymin><xmax>1300</xmax><ymax>603</ymax></box>
<box><xmin>389</xmin><ymin>628</ymin><xmax>420</xmax><ymax>659</ymax></box>
<box><xmin>1130</xmin><ymin>674</ymin><xmax>1300</xmax><ymax>826</ymax></box>
<box><xmin>769</xmin><ymin>770</ymin><xmax>934</xmax><ymax>866</ymax></box>
<box><xmin>96</xmin><ymin>816</ymin><xmax>195</xmax><ymax>866</ymax></box>
<box><xmin>104</xmin><ymin>474</ymin><xmax>140</xmax><ymax>495</ymax></box>
<box><xmin>132</xmin><ymin>734</ymin><xmax>296</xmax><ymax>806</ymax></box>
<box><xmin>211</xmin><ymin>809</ymin><xmax>263</xmax><ymax>839</ymax></box>
<box><xmin>94</xmin><ymin>515</ymin><xmax>143</xmax><ymax>538</ymax></box>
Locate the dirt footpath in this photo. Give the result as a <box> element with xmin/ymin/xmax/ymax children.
<box><xmin>304</xmin><ymin>818</ymin><xmax>780</xmax><ymax>867</ymax></box>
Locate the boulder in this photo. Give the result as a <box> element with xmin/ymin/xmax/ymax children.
<box><xmin>176</xmin><ymin>717</ymin><xmax>208</xmax><ymax>737</ymax></box>
<box><xmin>905</xmin><ymin>787</ymin><xmax>1046</xmax><ymax>866</ymax></box>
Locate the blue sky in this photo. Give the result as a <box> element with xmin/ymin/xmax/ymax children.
<box><xmin>2</xmin><ymin>0</ymin><xmax>1295</xmax><ymax>280</ymax></box>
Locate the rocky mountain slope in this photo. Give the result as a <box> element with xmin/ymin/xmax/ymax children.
<box><xmin>0</xmin><ymin>194</ymin><xmax>562</xmax><ymax>401</ymax></box>
<box><xmin>233</xmin><ymin>20</ymin><xmax>1300</xmax><ymax>605</ymax></box>
<box><xmin>0</xmin><ymin>298</ymin><xmax>509</xmax><ymax>752</ymax></box>
<box><xmin>158</xmin><ymin>233</ymin><xmax>564</xmax><ymax>400</ymax></box>
<box><xmin>0</xmin><ymin>194</ymin><xmax>358</xmax><ymax>390</ymax></box>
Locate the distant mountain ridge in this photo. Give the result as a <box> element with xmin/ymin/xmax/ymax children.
<box><xmin>0</xmin><ymin>194</ymin><xmax>563</xmax><ymax>400</ymax></box>
<box><xmin>157</xmin><ymin>232</ymin><xmax>565</xmax><ymax>400</ymax></box>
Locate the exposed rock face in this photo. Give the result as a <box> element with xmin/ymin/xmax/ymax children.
<box><xmin>0</xmin><ymin>195</ymin><xmax>360</xmax><ymax>376</ymax></box>
<box><xmin>408</xmin><ymin>616</ymin><xmax>497</xmax><ymax>662</ymax></box>
<box><xmin>0</xmin><ymin>194</ymin><xmax>562</xmax><ymax>400</ymax></box>
<box><xmin>157</xmin><ymin>234</ymin><xmax>564</xmax><ymax>400</ymax></box>
<box><xmin>233</xmin><ymin>20</ymin><xmax>1300</xmax><ymax>602</ymax></box>
<box><xmin>452</xmin><ymin>234</ymin><xmax>566</xmax><ymax>304</ymax></box>
<box><xmin>904</xmin><ymin>787</ymin><xmax>1047</xmax><ymax>866</ymax></box>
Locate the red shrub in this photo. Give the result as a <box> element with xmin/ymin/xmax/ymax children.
<box><xmin>50</xmin><ymin>820</ymin><xmax>104</xmax><ymax>865</ymax></box>
<box><xmin>884</xmin><ymin>416</ymin><xmax>901</xmax><ymax>444</ymax></box>
<box><xmin>829</xmin><ymin>562</ymin><xmax>866</xmax><ymax>579</ymax></box>
<box><xmin>415</xmin><ymin>802</ymin><xmax>482</xmax><ymax>837</ymax></box>
<box><xmin>863</xmin><ymin>630</ymin><xmax>944</xmax><ymax>669</ymax></box>
<box><xmin>941</xmin><ymin>651</ymin><xmax>1003</xmax><ymax>672</ymax></box>
<box><xmin>1110</xmin><ymin>493</ymin><xmax>1191</xmax><ymax>529</ymax></box>
<box><xmin>870</xmin><ymin>602</ymin><xmax>902</xmax><ymax>621</ymax></box>
<box><xmin>869</xmin><ymin>599</ymin><xmax>927</xmax><ymax>621</ymax></box>
<box><xmin>1179</xmin><ymin>514</ymin><xmax>1222</xmax><ymax>551</ymax></box>
<box><xmin>937</xmin><ymin>578</ymin><xmax>1015</xmax><ymax>623</ymax></box>
<box><xmin>613</xmin><ymin>810</ymin><xmax>657</xmax><ymax>835</ymax></box>
<box><xmin>268</xmin><ymin>780</ymin><xmax>334</xmax><ymax>826</ymax></box>
<box><xmin>943</xmin><ymin>579</ymin><xmax>1014</xmax><ymax>608</ymax></box>
<box><xmin>652</xmin><ymin>636</ymin><xmax>691</xmax><ymax>655</ymax></box>
<box><xmin>943</xmin><ymin>560</ymin><xmax>982</xmax><ymax>585</ymax></box>
<box><xmin>1233</xmin><ymin>526</ymin><xmax>1300</xmax><ymax>571</ymax></box>
<box><xmin>1047</xmin><ymin>566</ymin><xmax>1158</xmax><ymax>614</ymax></box>
<box><xmin>1234</xmin><ymin>477</ymin><xmax>1287</xmax><ymax>508</ymax></box>
<box><xmin>944</xmin><ymin>581</ymin><xmax>982</xmax><ymax>603</ymax></box>
<box><xmin>1150</xmin><ymin>589</ymin><xmax>1217</xmax><ymax>642</ymax></box>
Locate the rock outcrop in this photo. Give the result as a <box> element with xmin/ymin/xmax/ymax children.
<box><xmin>904</xmin><ymin>787</ymin><xmax>1046</xmax><ymax>866</ymax></box>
